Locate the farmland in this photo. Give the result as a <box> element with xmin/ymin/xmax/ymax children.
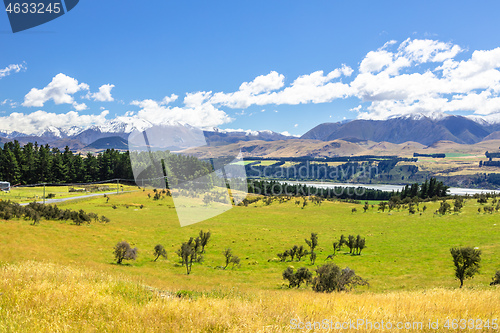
<box><xmin>0</xmin><ymin>189</ymin><xmax>499</xmax><ymax>331</ymax></box>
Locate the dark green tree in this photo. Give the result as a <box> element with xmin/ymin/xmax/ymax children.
<box><xmin>199</xmin><ymin>230</ymin><xmax>211</xmax><ymax>253</ymax></box>
<box><xmin>114</xmin><ymin>241</ymin><xmax>138</xmax><ymax>264</ymax></box>
<box><xmin>153</xmin><ymin>244</ymin><xmax>167</xmax><ymax>261</ymax></box>
<box><xmin>450</xmin><ymin>247</ymin><xmax>481</xmax><ymax>288</ymax></box>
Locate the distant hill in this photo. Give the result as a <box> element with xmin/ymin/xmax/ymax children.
<box><xmin>84</xmin><ymin>136</ymin><xmax>129</xmax><ymax>151</ymax></box>
<box><xmin>301</xmin><ymin>115</ymin><xmax>493</xmax><ymax>145</ymax></box>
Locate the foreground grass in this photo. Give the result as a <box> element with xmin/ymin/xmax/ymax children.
<box><xmin>0</xmin><ymin>261</ymin><xmax>498</xmax><ymax>332</ymax></box>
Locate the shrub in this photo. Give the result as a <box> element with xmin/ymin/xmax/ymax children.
<box><xmin>312</xmin><ymin>263</ymin><xmax>368</xmax><ymax>293</ymax></box>
<box><xmin>153</xmin><ymin>244</ymin><xmax>167</xmax><ymax>261</ymax></box>
<box><xmin>114</xmin><ymin>241</ymin><xmax>138</xmax><ymax>264</ymax></box>
<box><xmin>222</xmin><ymin>248</ymin><xmax>240</xmax><ymax>269</ymax></box>
<box><xmin>282</xmin><ymin>267</ymin><xmax>312</xmax><ymax>288</ymax></box>
<box><xmin>491</xmin><ymin>271</ymin><xmax>500</xmax><ymax>286</ymax></box>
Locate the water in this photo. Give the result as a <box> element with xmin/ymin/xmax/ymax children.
<box><xmin>280</xmin><ymin>181</ymin><xmax>500</xmax><ymax>196</ymax></box>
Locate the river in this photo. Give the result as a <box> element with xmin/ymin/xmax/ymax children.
<box><xmin>279</xmin><ymin>181</ymin><xmax>500</xmax><ymax>196</ymax></box>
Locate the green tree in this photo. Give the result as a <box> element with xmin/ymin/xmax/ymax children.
<box><xmin>199</xmin><ymin>230</ymin><xmax>211</xmax><ymax>253</ymax></box>
<box><xmin>114</xmin><ymin>241</ymin><xmax>138</xmax><ymax>264</ymax></box>
<box><xmin>153</xmin><ymin>244</ymin><xmax>167</xmax><ymax>261</ymax></box>
<box><xmin>222</xmin><ymin>248</ymin><xmax>240</xmax><ymax>269</ymax></box>
<box><xmin>312</xmin><ymin>263</ymin><xmax>368</xmax><ymax>293</ymax></box>
<box><xmin>282</xmin><ymin>267</ymin><xmax>312</xmax><ymax>288</ymax></box>
<box><xmin>450</xmin><ymin>247</ymin><xmax>481</xmax><ymax>288</ymax></box>
<box><xmin>491</xmin><ymin>271</ymin><xmax>500</xmax><ymax>286</ymax></box>
<box><xmin>305</xmin><ymin>232</ymin><xmax>318</xmax><ymax>264</ymax></box>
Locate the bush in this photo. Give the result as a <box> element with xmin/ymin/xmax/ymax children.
<box><xmin>114</xmin><ymin>241</ymin><xmax>138</xmax><ymax>264</ymax></box>
<box><xmin>153</xmin><ymin>244</ymin><xmax>167</xmax><ymax>261</ymax></box>
<box><xmin>282</xmin><ymin>267</ymin><xmax>312</xmax><ymax>288</ymax></box>
<box><xmin>490</xmin><ymin>271</ymin><xmax>500</xmax><ymax>286</ymax></box>
<box><xmin>312</xmin><ymin>263</ymin><xmax>368</xmax><ymax>293</ymax></box>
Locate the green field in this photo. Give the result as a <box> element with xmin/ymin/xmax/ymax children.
<box><xmin>1</xmin><ymin>190</ymin><xmax>499</xmax><ymax>292</ymax></box>
<box><xmin>0</xmin><ymin>183</ymin><xmax>138</xmax><ymax>203</ymax></box>
<box><xmin>1</xmin><ymin>189</ymin><xmax>500</xmax><ymax>332</ymax></box>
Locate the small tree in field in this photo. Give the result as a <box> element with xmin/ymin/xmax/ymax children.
<box><xmin>312</xmin><ymin>263</ymin><xmax>368</xmax><ymax>293</ymax></box>
<box><xmin>490</xmin><ymin>271</ymin><xmax>500</xmax><ymax>286</ymax></box>
<box><xmin>295</xmin><ymin>245</ymin><xmax>309</xmax><ymax>262</ymax></box>
<box><xmin>177</xmin><ymin>237</ymin><xmax>203</xmax><ymax>274</ymax></box>
<box><xmin>347</xmin><ymin>235</ymin><xmax>356</xmax><ymax>254</ymax></box>
<box><xmin>450</xmin><ymin>247</ymin><xmax>481</xmax><ymax>288</ymax></box>
<box><xmin>153</xmin><ymin>244</ymin><xmax>167</xmax><ymax>261</ymax></box>
<box><xmin>282</xmin><ymin>267</ymin><xmax>312</xmax><ymax>288</ymax></box>
<box><xmin>305</xmin><ymin>233</ymin><xmax>318</xmax><ymax>264</ymax></box>
<box><xmin>222</xmin><ymin>248</ymin><xmax>240</xmax><ymax>269</ymax></box>
<box><xmin>114</xmin><ymin>241</ymin><xmax>138</xmax><ymax>264</ymax></box>
<box><xmin>199</xmin><ymin>230</ymin><xmax>211</xmax><ymax>253</ymax></box>
<box><xmin>178</xmin><ymin>242</ymin><xmax>194</xmax><ymax>274</ymax></box>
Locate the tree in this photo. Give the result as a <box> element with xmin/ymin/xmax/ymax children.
<box><xmin>153</xmin><ymin>244</ymin><xmax>167</xmax><ymax>261</ymax></box>
<box><xmin>363</xmin><ymin>202</ymin><xmax>369</xmax><ymax>212</ymax></box>
<box><xmin>378</xmin><ymin>201</ymin><xmax>387</xmax><ymax>212</ymax></box>
<box><xmin>114</xmin><ymin>241</ymin><xmax>138</xmax><ymax>264</ymax></box>
<box><xmin>199</xmin><ymin>230</ymin><xmax>211</xmax><ymax>253</ymax></box>
<box><xmin>295</xmin><ymin>245</ymin><xmax>309</xmax><ymax>261</ymax></box>
<box><xmin>305</xmin><ymin>233</ymin><xmax>318</xmax><ymax>264</ymax></box>
<box><xmin>408</xmin><ymin>202</ymin><xmax>416</xmax><ymax>215</ymax></box>
<box><xmin>222</xmin><ymin>248</ymin><xmax>240</xmax><ymax>269</ymax></box>
<box><xmin>177</xmin><ymin>237</ymin><xmax>203</xmax><ymax>274</ymax></box>
<box><xmin>438</xmin><ymin>201</ymin><xmax>451</xmax><ymax>215</ymax></box>
<box><xmin>357</xmin><ymin>237</ymin><xmax>366</xmax><ymax>255</ymax></box>
<box><xmin>453</xmin><ymin>198</ymin><xmax>464</xmax><ymax>212</ymax></box>
<box><xmin>289</xmin><ymin>245</ymin><xmax>298</xmax><ymax>261</ymax></box>
<box><xmin>312</xmin><ymin>263</ymin><xmax>368</xmax><ymax>293</ymax></box>
<box><xmin>450</xmin><ymin>247</ymin><xmax>481</xmax><ymax>288</ymax></box>
<box><xmin>347</xmin><ymin>235</ymin><xmax>356</xmax><ymax>254</ymax></box>
<box><xmin>282</xmin><ymin>267</ymin><xmax>312</xmax><ymax>288</ymax></box>
<box><xmin>178</xmin><ymin>242</ymin><xmax>194</xmax><ymax>274</ymax></box>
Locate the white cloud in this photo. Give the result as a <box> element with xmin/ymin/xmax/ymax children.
<box><xmin>131</xmin><ymin>94</ymin><xmax>232</xmax><ymax>128</ymax></box>
<box><xmin>210</xmin><ymin>67</ymin><xmax>352</xmax><ymax>108</ymax></box>
<box><xmin>0</xmin><ymin>110</ymin><xmax>109</xmax><ymax>135</ymax></box>
<box><xmin>7</xmin><ymin>38</ymin><xmax>500</xmax><ymax>134</ymax></box>
<box><xmin>23</xmin><ymin>73</ymin><xmax>89</xmax><ymax>108</ymax></box>
<box><xmin>0</xmin><ymin>63</ymin><xmax>26</xmax><ymax>79</ymax></box>
<box><xmin>88</xmin><ymin>84</ymin><xmax>115</xmax><ymax>102</ymax></box>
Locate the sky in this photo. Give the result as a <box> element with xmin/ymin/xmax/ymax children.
<box><xmin>2</xmin><ymin>1</ymin><xmax>500</xmax><ymax>136</ymax></box>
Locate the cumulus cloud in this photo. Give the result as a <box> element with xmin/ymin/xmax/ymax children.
<box><xmin>22</xmin><ymin>73</ymin><xmax>89</xmax><ymax>108</ymax></box>
<box><xmin>7</xmin><ymin>38</ymin><xmax>500</xmax><ymax>134</ymax></box>
<box><xmin>131</xmin><ymin>94</ymin><xmax>232</xmax><ymax>128</ymax></box>
<box><xmin>351</xmin><ymin>40</ymin><xmax>500</xmax><ymax>119</ymax></box>
<box><xmin>0</xmin><ymin>63</ymin><xmax>26</xmax><ymax>79</ymax></box>
<box><xmin>87</xmin><ymin>84</ymin><xmax>115</xmax><ymax>102</ymax></box>
<box><xmin>210</xmin><ymin>66</ymin><xmax>352</xmax><ymax>108</ymax></box>
<box><xmin>0</xmin><ymin>110</ymin><xmax>109</xmax><ymax>135</ymax></box>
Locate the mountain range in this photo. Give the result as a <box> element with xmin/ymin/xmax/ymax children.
<box><xmin>1</xmin><ymin>113</ymin><xmax>500</xmax><ymax>152</ymax></box>
<box><xmin>301</xmin><ymin>114</ymin><xmax>500</xmax><ymax>146</ymax></box>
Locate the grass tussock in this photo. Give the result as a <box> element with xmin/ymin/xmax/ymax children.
<box><xmin>0</xmin><ymin>261</ymin><xmax>499</xmax><ymax>332</ymax></box>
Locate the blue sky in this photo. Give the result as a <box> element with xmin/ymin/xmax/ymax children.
<box><xmin>2</xmin><ymin>1</ymin><xmax>500</xmax><ymax>136</ymax></box>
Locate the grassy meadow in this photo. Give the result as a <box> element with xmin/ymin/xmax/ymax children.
<box><xmin>0</xmin><ymin>183</ymin><xmax>138</xmax><ymax>204</ymax></box>
<box><xmin>0</xmin><ymin>189</ymin><xmax>499</xmax><ymax>331</ymax></box>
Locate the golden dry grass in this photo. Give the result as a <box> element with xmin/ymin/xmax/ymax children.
<box><xmin>1</xmin><ymin>261</ymin><xmax>499</xmax><ymax>332</ymax></box>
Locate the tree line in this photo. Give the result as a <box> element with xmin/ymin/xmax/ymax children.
<box><xmin>0</xmin><ymin>141</ymin><xmax>213</xmax><ymax>186</ymax></box>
